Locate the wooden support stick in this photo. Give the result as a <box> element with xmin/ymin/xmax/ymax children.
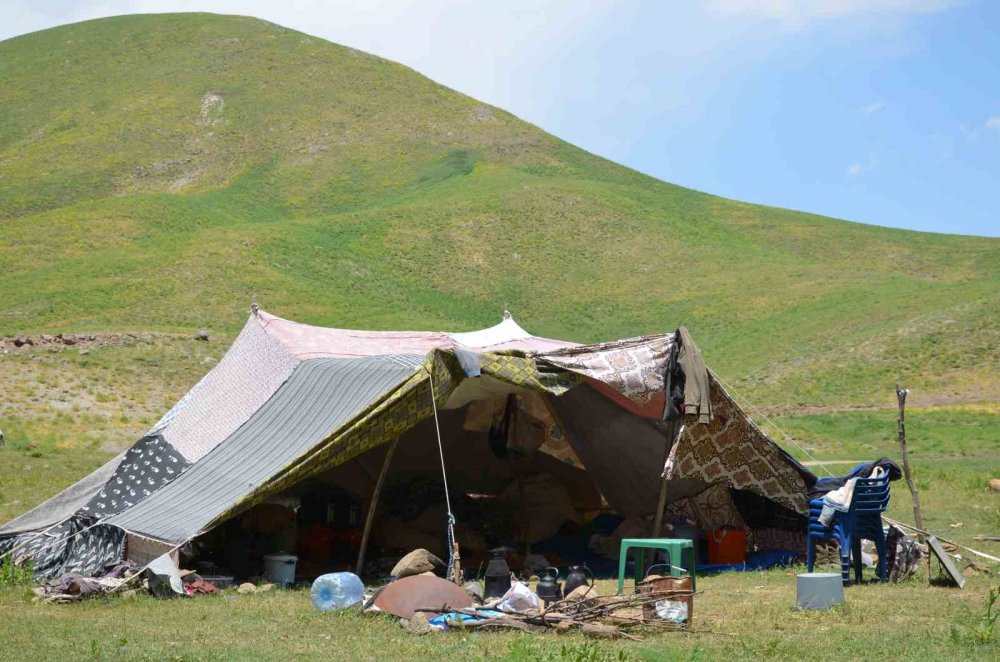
<box><xmin>895</xmin><ymin>385</ymin><xmax>924</xmax><ymax>538</ymax></box>
<box><xmin>651</xmin><ymin>419</ymin><xmax>679</xmax><ymax>540</ymax></box>
<box><xmin>651</xmin><ymin>336</ymin><xmax>681</xmax><ymax>540</ymax></box>
<box><xmin>355</xmin><ymin>437</ymin><xmax>400</xmax><ymax>576</ymax></box>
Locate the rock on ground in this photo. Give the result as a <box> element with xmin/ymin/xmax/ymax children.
<box><xmin>391</xmin><ymin>548</ymin><xmax>445</xmax><ymax>578</ymax></box>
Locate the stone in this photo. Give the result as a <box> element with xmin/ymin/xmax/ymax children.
<box><xmin>463</xmin><ymin>580</ymin><xmax>484</xmax><ymax>603</ymax></box>
<box><xmin>256</xmin><ymin>583</ymin><xmax>275</xmax><ymax>593</ymax></box>
<box><xmin>237</xmin><ymin>582</ymin><xmax>256</xmax><ymax>594</ymax></box>
<box><xmin>988</xmin><ymin>478</ymin><xmax>1000</xmax><ymax>492</ymax></box>
<box><xmin>582</xmin><ymin>623</ymin><xmax>622</xmax><ymax>639</ymax></box>
<box><xmin>963</xmin><ymin>563</ymin><xmax>981</xmax><ymax>577</ymax></box>
<box><xmin>565</xmin><ymin>584</ymin><xmax>599</xmax><ymax>600</ymax></box>
<box><xmin>564</xmin><ymin>584</ymin><xmax>600</xmax><ymax>608</ymax></box>
<box><xmin>195</xmin><ymin>328</ymin><xmax>210</xmax><ymax>342</ymax></box>
<box><xmin>61</xmin><ymin>334</ymin><xmax>77</xmax><ymax>345</ymax></box>
<box><xmin>403</xmin><ymin>612</ymin><xmax>432</xmax><ymax>635</ymax></box>
<box><xmin>391</xmin><ymin>548</ymin><xmax>445</xmax><ymax>578</ymax></box>
<box><xmin>41</xmin><ymin>334</ymin><xmax>55</xmax><ymax>342</ymax></box>
<box><xmin>78</xmin><ymin>349</ymin><xmax>90</xmax><ymax>356</ymax></box>
<box><xmin>13</xmin><ymin>334</ymin><xmax>31</xmax><ymax>347</ymax></box>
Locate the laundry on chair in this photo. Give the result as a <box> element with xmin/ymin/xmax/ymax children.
<box><xmin>818</xmin><ymin>466</ymin><xmax>887</xmax><ymax>527</ymax></box>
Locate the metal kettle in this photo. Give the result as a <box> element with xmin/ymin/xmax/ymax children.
<box><xmin>484</xmin><ymin>548</ymin><xmax>511</xmax><ymax>599</ymax></box>
<box><xmin>535</xmin><ymin>567</ymin><xmax>562</xmax><ymax>602</ymax></box>
<box><xmin>563</xmin><ymin>565</ymin><xmax>594</xmax><ymax>596</ymax></box>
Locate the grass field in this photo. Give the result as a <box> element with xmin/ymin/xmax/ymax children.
<box><xmin>2</xmin><ymin>563</ymin><xmax>998</xmax><ymax>661</ymax></box>
<box><xmin>2</xmin><ymin>343</ymin><xmax>997</xmax><ymax>661</ymax></box>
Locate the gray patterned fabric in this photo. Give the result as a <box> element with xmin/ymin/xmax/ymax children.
<box><xmin>0</xmin><ymin>453</ymin><xmax>123</xmax><ymax>537</ymax></box>
<box><xmin>79</xmin><ymin>435</ymin><xmax>189</xmax><ymax>518</ymax></box>
<box><xmin>107</xmin><ymin>356</ymin><xmax>417</xmax><ymax>544</ymax></box>
<box><xmin>1</xmin><ymin>435</ymin><xmax>189</xmax><ymax>580</ymax></box>
<box><xmin>3</xmin><ymin>517</ymin><xmax>126</xmax><ymax>580</ymax></box>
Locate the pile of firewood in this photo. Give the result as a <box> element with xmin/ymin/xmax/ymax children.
<box><xmin>417</xmin><ymin>589</ymin><xmax>694</xmax><ymax>641</ymax></box>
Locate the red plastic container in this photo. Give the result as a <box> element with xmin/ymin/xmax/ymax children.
<box><xmin>707</xmin><ymin>528</ymin><xmax>747</xmax><ymax>564</ymax></box>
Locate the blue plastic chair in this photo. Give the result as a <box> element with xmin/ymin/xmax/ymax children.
<box><xmin>806</xmin><ymin>469</ymin><xmax>891</xmax><ymax>585</ymax></box>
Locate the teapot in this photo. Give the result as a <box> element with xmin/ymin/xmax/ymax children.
<box><xmin>535</xmin><ymin>567</ymin><xmax>562</xmax><ymax>602</ymax></box>
<box><xmin>563</xmin><ymin>565</ymin><xmax>594</xmax><ymax>596</ymax></box>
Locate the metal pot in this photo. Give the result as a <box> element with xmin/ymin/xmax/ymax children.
<box><xmin>563</xmin><ymin>565</ymin><xmax>594</xmax><ymax>596</ymax></box>
<box><xmin>484</xmin><ymin>548</ymin><xmax>511</xmax><ymax>599</ymax></box>
<box><xmin>535</xmin><ymin>567</ymin><xmax>562</xmax><ymax>602</ymax></box>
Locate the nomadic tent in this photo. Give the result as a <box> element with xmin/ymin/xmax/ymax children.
<box><xmin>1</xmin><ymin>309</ymin><xmax>815</xmax><ymax>580</ymax></box>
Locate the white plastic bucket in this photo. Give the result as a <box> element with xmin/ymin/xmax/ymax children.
<box><xmin>796</xmin><ymin>572</ymin><xmax>844</xmax><ymax>610</ymax></box>
<box><xmin>263</xmin><ymin>553</ymin><xmax>298</xmax><ymax>587</ymax></box>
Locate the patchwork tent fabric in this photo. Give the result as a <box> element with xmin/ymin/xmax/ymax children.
<box><xmin>80</xmin><ymin>435</ymin><xmax>189</xmax><ymax>518</ymax></box>
<box><xmin>540</xmin><ymin>334</ymin><xmax>674</xmax><ymax>406</ymax></box>
<box><xmin>666</xmin><ymin>374</ymin><xmax>809</xmax><ymax>516</ymax></box>
<box><xmin>0</xmin><ymin>454</ymin><xmax>123</xmax><ymax>538</ymax></box>
<box><xmin>2</xmin><ymin>310</ymin><xmax>815</xmax><ymax>580</ymax></box>
<box><xmin>158</xmin><ymin>316</ymin><xmax>300</xmax><ymax>462</ymax></box>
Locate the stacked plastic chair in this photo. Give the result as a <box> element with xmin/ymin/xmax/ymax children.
<box><xmin>806</xmin><ymin>468</ymin><xmax>891</xmax><ymax>585</ymax></box>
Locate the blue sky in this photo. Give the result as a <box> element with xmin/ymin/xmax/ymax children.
<box><xmin>2</xmin><ymin>1</ymin><xmax>998</xmax><ymax>237</ymax></box>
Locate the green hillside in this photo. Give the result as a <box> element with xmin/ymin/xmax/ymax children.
<box><xmin>1</xmin><ymin>13</ymin><xmax>997</xmax><ymax>407</ymax></box>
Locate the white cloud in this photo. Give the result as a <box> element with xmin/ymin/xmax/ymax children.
<box><xmin>959</xmin><ymin>122</ymin><xmax>981</xmax><ymax>143</ymax></box>
<box><xmin>847</xmin><ymin>158</ymin><xmax>879</xmax><ymax>178</ymax></box>
<box><xmin>706</xmin><ymin>0</ymin><xmax>961</xmax><ymax>27</ymax></box>
<box><xmin>863</xmin><ymin>101</ymin><xmax>886</xmax><ymax>114</ymax></box>
<box><xmin>986</xmin><ymin>116</ymin><xmax>1000</xmax><ymax>130</ymax></box>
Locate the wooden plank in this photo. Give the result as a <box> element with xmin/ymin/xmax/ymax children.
<box><xmin>927</xmin><ymin>535</ymin><xmax>965</xmax><ymax>589</ymax></box>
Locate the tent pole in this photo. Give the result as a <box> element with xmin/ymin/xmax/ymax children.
<box><xmin>650</xmin><ymin>419</ymin><xmax>678</xmax><ymax>539</ymax></box>
<box><xmin>651</xmin><ymin>334</ymin><xmax>681</xmax><ymax>540</ymax></box>
<box><xmin>355</xmin><ymin>437</ymin><xmax>400</xmax><ymax>577</ymax></box>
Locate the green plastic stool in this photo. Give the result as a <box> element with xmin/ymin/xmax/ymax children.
<box><xmin>616</xmin><ymin>538</ymin><xmax>696</xmax><ymax>595</ymax></box>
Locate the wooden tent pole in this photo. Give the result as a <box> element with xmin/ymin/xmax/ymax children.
<box><xmin>650</xmin><ymin>419</ymin><xmax>678</xmax><ymax>539</ymax></box>
<box><xmin>651</xmin><ymin>334</ymin><xmax>681</xmax><ymax>540</ymax></box>
<box><xmin>895</xmin><ymin>384</ymin><xmax>924</xmax><ymax>539</ymax></box>
<box><xmin>355</xmin><ymin>437</ymin><xmax>400</xmax><ymax>577</ymax></box>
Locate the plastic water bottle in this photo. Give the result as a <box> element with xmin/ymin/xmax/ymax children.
<box><xmin>311</xmin><ymin>572</ymin><xmax>364</xmax><ymax>612</ymax></box>
<box><xmin>654</xmin><ymin>599</ymin><xmax>688</xmax><ymax>623</ymax></box>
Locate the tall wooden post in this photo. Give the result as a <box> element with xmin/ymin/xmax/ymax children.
<box><xmin>651</xmin><ymin>420</ymin><xmax>678</xmax><ymax>539</ymax></box>
<box><xmin>355</xmin><ymin>437</ymin><xmax>400</xmax><ymax>576</ymax></box>
<box><xmin>652</xmin><ymin>335</ymin><xmax>681</xmax><ymax>541</ymax></box>
<box><xmin>895</xmin><ymin>384</ymin><xmax>924</xmax><ymax>538</ymax></box>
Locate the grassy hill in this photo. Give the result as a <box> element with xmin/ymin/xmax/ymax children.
<box><xmin>2</xmin><ymin>17</ymin><xmax>999</xmax><ymax>659</ymax></box>
<box><xmin>1</xmin><ymin>13</ymin><xmax>998</xmax><ymax>408</ymax></box>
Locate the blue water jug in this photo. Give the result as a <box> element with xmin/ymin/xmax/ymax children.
<box><xmin>311</xmin><ymin>572</ymin><xmax>364</xmax><ymax>612</ymax></box>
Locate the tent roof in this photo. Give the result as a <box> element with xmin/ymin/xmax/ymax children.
<box><xmin>255</xmin><ymin>309</ymin><xmax>576</xmax><ymax>359</ymax></box>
